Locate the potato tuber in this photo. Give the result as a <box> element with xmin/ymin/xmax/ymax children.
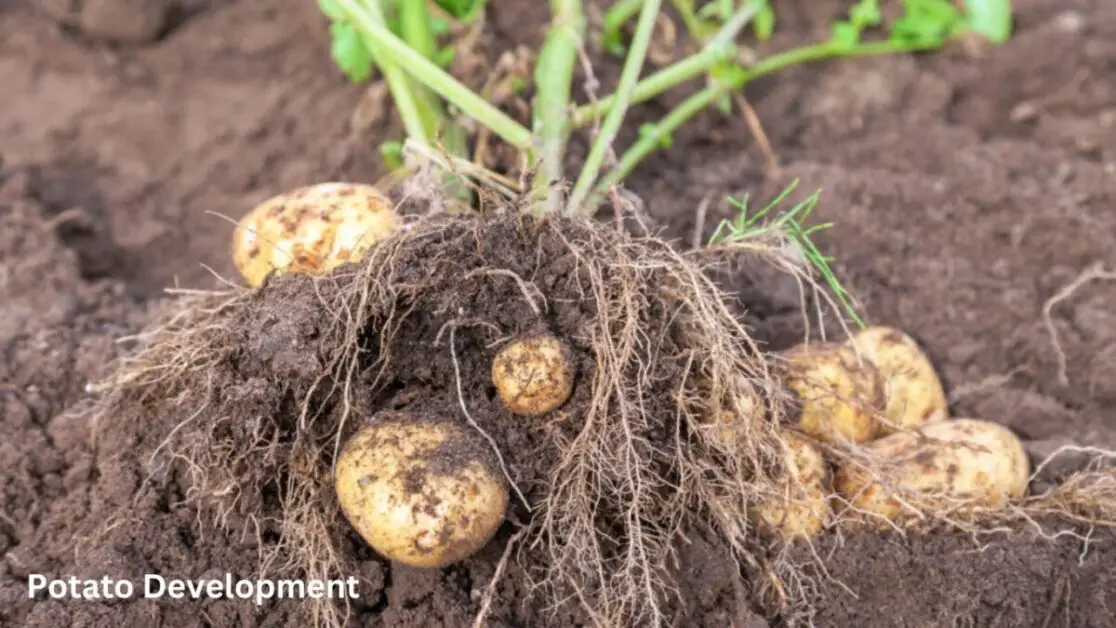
<box><xmin>847</xmin><ymin>325</ymin><xmax>949</xmax><ymax>437</ymax></box>
<box><xmin>491</xmin><ymin>333</ymin><xmax>575</xmax><ymax>416</ymax></box>
<box><xmin>232</xmin><ymin>182</ymin><xmax>398</xmax><ymax>287</ymax></box>
<box><xmin>334</xmin><ymin>413</ymin><xmax>508</xmax><ymax>568</ymax></box>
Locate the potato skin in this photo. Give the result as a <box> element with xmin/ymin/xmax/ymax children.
<box><xmin>752</xmin><ymin>431</ymin><xmax>833</xmax><ymax>540</ymax></box>
<box><xmin>833</xmin><ymin>418</ymin><xmax>1031</xmax><ymax>523</ymax></box>
<box><xmin>779</xmin><ymin>342</ymin><xmax>883</xmax><ymax>445</ymax></box>
<box><xmin>334</xmin><ymin>414</ymin><xmax>508</xmax><ymax>568</ymax></box>
<box><xmin>232</xmin><ymin>182</ymin><xmax>398</xmax><ymax>287</ymax></box>
<box><xmin>491</xmin><ymin>333</ymin><xmax>574</xmax><ymax>416</ymax></box>
<box><xmin>847</xmin><ymin>326</ymin><xmax>948</xmax><ymax>437</ymax></box>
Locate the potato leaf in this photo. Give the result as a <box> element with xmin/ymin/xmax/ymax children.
<box><xmin>961</xmin><ymin>0</ymin><xmax>1012</xmax><ymax>43</ymax></box>
<box><xmin>434</xmin><ymin>0</ymin><xmax>485</xmax><ymax>22</ymax></box>
<box><xmin>330</xmin><ymin>21</ymin><xmax>375</xmax><ymax>83</ymax></box>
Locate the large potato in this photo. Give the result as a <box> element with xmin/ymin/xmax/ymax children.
<box><xmin>752</xmin><ymin>431</ymin><xmax>833</xmax><ymax>540</ymax></box>
<box><xmin>778</xmin><ymin>342</ymin><xmax>883</xmax><ymax>445</ymax></box>
<box><xmin>491</xmin><ymin>333</ymin><xmax>575</xmax><ymax>416</ymax></box>
<box><xmin>334</xmin><ymin>413</ymin><xmax>508</xmax><ymax>568</ymax></box>
<box><xmin>232</xmin><ymin>182</ymin><xmax>398</xmax><ymax>287</ymax></box>
<box><xmin>833</xmin><ymin>418</ymin><xmax>1030</xmax><ymax>523</ymax></box>
<box><xmin>847</xmin><ymin>326</ymin><xmax>949</xmax><ymax>436</ymax></box>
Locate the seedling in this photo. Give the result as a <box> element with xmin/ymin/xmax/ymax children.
<box><xmin>319</xmin><ymin>0</ymin><xmax>1013</xmax><ymax>218</ymax></box>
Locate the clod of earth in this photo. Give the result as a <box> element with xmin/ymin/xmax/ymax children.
<box><xmin>846</xmin><ymin>325</ymin><xmax>949</xmax><ymax>437</ymax></box>
<box><xmin>333</xmin><ymin>412</ymin><xmax>509</xmax><ymax>569</ymax></box>
<box><xmin>833</xmin><ymin>417</ymin><xmax>1031</xmax><ymax>524</ymax></box>
<box><xmin>231</xmin><ymin>181</ymin><xmax>398</xmax><ymax>287</ymax></box>
<box><xmin>778</xmin><ymin>341</ymin><xmax>884</xmax><ymax>445</ymax></box>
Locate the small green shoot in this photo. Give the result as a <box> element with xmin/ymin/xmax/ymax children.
<box><xmin>321</xmin><ymin>0</ymin><xmax>1014</xmax><ymax>217</ymax></box>
<box><xmin>709</xmin><ymin>181</ymin><xmax>865</xmax><ymax>328</ymax></box>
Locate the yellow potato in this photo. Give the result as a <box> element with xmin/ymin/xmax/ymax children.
<box><xmin>491</xmin><ymin>333</ymin><xmax>574</xmax><ymax>416</ymax></box>
<box><xmin>232</xmin><ymin>182</ymin><xmax>398</xmax><ymax>287</ymax></box>
<box><xmin>752</xmin><ymin>431</ymin><xmax>833</xmax><ymax>540</ymax></box>
<box><xmin>699</xmin><ymin>379</ymin><xmax>766</xmax><ymax>450</ymax></box>
<box><xmin>334</xmin><ymin>414</ymin><xmax>508</xmax><ymax>568</ymax></box>
<box><xmin>847</xmin><ymin>325</ymin><xmax>949</xmax><ymax>436</ymax></box>
<box><xmin>779</xmin><ymin>342</ymin><xmax>883</xmax><ymax>445</ymax></box>
<box><xmin>833</xmin><ymin>418</ymin><xmax>1031</xmax><ymax>523</ymax></box>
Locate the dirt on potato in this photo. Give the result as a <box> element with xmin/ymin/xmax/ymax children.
<box><xmin>3</xmin><ymin>0</ymin><xmax>1116</xmax><ymax>626</ymax></box>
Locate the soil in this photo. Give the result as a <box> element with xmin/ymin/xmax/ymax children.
<box><xmin>2</xmin><ymin>0</ymin><xmax>1115</xmax><ymax>626</ymax></box>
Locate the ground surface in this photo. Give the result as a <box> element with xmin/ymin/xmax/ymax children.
<box><xmin>1</xmin><ymin>0</ymin><xmax>1115</xmax><ymax>626</ymax></box>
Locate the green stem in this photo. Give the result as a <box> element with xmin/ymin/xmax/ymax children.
<box><xmin>353</xmin><ymin>0</ymin><xmax>429</xmax><ymax>145</ymax></box>
<box><xmin>533</xmin><ymin>0</ymin><xmax>586</xmax><ymax>215</ymax></box>
<box><xmin>668</xmin><ymin>0</ymin><xmax>708</xmax><ymax>40</ymax></box>
<box><xmin>596</xmin><ymin>39</ymin><xmax>945</xmax><ymax>197</ymax></box>
<box><xmin>398</xmin><ymin>0</ymin><xmax>468</xmax><ymax>158</ymax></box>
<box><xmin>566</xmin><ymin>0</ymin><xmax>662</xmax><ymax>215</ymax></box>
<box><xmin>569</xmin><ymin>39</ymin><xmax>734</xmax><ymax>128</ymax></box>
<box><xmin>337</xmin><ymin>0</ymin><xmax>535</xmax><ymax>151</ymax></box>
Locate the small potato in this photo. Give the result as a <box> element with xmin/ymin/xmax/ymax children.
<box><xmin>232</xmin><ymin>182</ymin><xmax>398</xmax><ymax>287</ymax></box>
<box><xmin>334</xmin><ymin>413</ymin><xmax>508</xmax><ymax>568</ymax></box>
<box><xmin>833</xmin><ymin>418</ymin><xmax>1030</xmax><ymax>523</ymax></box>
<box><xmin>491</xmin><ymin>333</ymin><xmax>574</xmax><ymax>416</ymax></box>
<box><xmin>779</xmin><ymin>342</ymin><xmax>883</xmax><ymax>445</ymax></box>
<box><xmin>847</xmin><ymin>326</ymin><xmax>949</xmax><ymax>437</ymax></box>
<box><xmin>699</xmin><ymin>379</ymin><xmax>766</xmax><ymax>450</ymax></box>
<box><xmin>752</xmin><ymin>431</ymin><xmax>833</xmax><ymax>540</ymax></box>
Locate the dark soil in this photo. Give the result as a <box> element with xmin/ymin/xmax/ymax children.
<box><xmin>2</xmin><ymin>0</ymin><xmax>1115</xmax><ymax>626</ymax></box>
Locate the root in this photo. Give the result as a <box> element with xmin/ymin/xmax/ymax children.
<box><xmin>472</xmin><ymin>527</ymin><xmax>526</xmax><ymax>628</ymax></box>
<box><xmin>1041</xmin><ymin>261</ymin><xmax>1116</xmax><ymax>387</ymax></box>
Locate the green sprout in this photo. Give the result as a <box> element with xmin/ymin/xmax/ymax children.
<box><xmin>708</xmin><ymin>181</ymin><xmax>865</xmax><ymax>328</ymax></box>
<box><xmin>317</xmin><ymin>0</ymin><xmax>1014</xmax><ymax>218</ymax></box>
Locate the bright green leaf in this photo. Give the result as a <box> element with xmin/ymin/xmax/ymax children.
<box><xmin>380</xmin><ymin>141</ymin><xmax>405</xmax><ymax>171</ymax></box>
<box><xmin>753</xmin><ymin>4</ymin><xmax>775</xmax><ymax>41</ymax></box>
<box><xmin>849</xmin><ymin>0</ymin><xmax>881</xmax><ymax>29</ymax></box>
<box><xmin>434</xmin><ymin>45</ymin><xmax>456</xmax><ymax>68</ymax></box>
<box><xmin>434</xmin><ymin>0</ymin><xmax>485</xmax><ymax>22</ymax></box>
<box><xmin>317</xmin><ymin>0</ymin><xmax>344</xmax><ymax>21</ymax></box>
<box><xmin>962</xmin><ymin>0</ymin><xmax>1012</xmax><ymax>43</ymax></box>
<box><xmin>430</xmin><ymin>16</ymin><xmax>451</xmax><ymax>36</ymax></box>
<box><xmin>830</xmin><ymin>21</ymin><xmax>860</xmax><ymax>48</ymax></box>
<box><xmin>329</xmin><ymin>22</ymin><xmax>375</xmax><ymax>83</ymax></box>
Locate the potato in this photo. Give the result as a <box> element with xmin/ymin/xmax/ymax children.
<box><xmin>491</xmin><ymin>333</ymin><xmax>574</xmax><ymax>416</ymax></box>
<box><xmin>232</xmin><ymin>182</ymin><xmax>398</xmax><ymax>287</ymax></box>
<box><xmin>334</xmin><ymin>413</ymin><xmax>508</xmax><ymax>568</ymax></box>
<box><xmin>699</xmin><ymin>379</ymin><xmax>766</xmax><ymax>449</ymax></box>
<box><xmin>752</xmin><ymin>431</ymin><xmax>833</xmax><ymax>540</ymax></box>
<box><xmin>833</xmin><ymin>418</ymin><xmax>1030</xmax><ymax>523</ymax></box>
<box><xmin>779</xmin><ymin>342</ymin><xmax>883</xmax><ymax>445</ymax></box>
<box><xmin>847</xmin><ymin>326</ymin><xmax>948</xmax><ymax>437</ymax></box>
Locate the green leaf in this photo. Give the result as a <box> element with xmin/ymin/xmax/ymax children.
<box><xmin>434</xmin><ymin>0</ymin><xmax>485</xmax><ymax>22</ymax></box>
<box><xmin>830</xmin><ymin>20</ymin><xmax>860</xmax><ymax>48</ymax></box>
<box><xmin>753</xmin><ymin>4</ymin><xmax>775</xmax><ymax>41</ymax></box>
<box><xmin>380</xmin><ymin>141</ymin><xmax>405</xmax><ymax>171</ymax></box>
<box><xmin>329</xmin><ymin>22</ymin><xmax>375</xmax><ymax>83</ymax></box>
<box><xmin>317</xmin><ymin>0</ymin><xmax>344</xmax><ymax>21</ymax></box>
<box><xmin>849</xmin><ymin>0</ymin><xmax>881</xmax><ymax>29</ymax></box>
<box><xmin>961</xmin><ymin>0</ymin><xmax>1012</xmax><ymax>43</ymax></box>
<box><xmin>434</xmin><ymin>45</ymin><xmax>456</xmax><ymax>68</ymax></box>
<box><xmin>430</xmin><ymin>16</ymin><xmax>451</xmax><ymax>36</ymax></box>
<box><xmin>603</xmin><ymin>31</ymin><xmax>627</xmax><ymax>57</ymax></box>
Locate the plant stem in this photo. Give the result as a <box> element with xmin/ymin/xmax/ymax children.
<box><xmin>596</xmin><ymin>39</ymin><xmax>945</xmax><ymax>196</ymax></box>
<box><xmin>398</xmin><ymin>0</ymin><xmax>468</xmax><ymax>157</ymax></box>
<box><xmin>533</xmin><ymin>0</ymin><xmax>586</xmax><ymax>215</ymax></box>
<box><xmin>354</xmin><ymin>0</ymin><xmax>430</xmax><ymax>145</ymax></box>
<box><xmin>566</xmin><ymin>0</ymin><xmax>662</xmax><ymax>215</ymax></box>
<box><xmin>337</xmin><ymin>0</ymin><xmax>536</xmax><ymax>151</ymax></box>
<box><xmin>602</xmin><ymin>0</ymin><xmax>644</xmax><ymax>44</ymax></box>
<box><xmin>568</xmin><ymin>39</ymin><xmax>734</xmax><ymax>128</ymax></box>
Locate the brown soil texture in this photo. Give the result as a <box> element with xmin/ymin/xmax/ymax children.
<box><xmin>2</xmin><ymin>0</ymin><xmax>1115</xmax><ymax>626</ymax></box>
